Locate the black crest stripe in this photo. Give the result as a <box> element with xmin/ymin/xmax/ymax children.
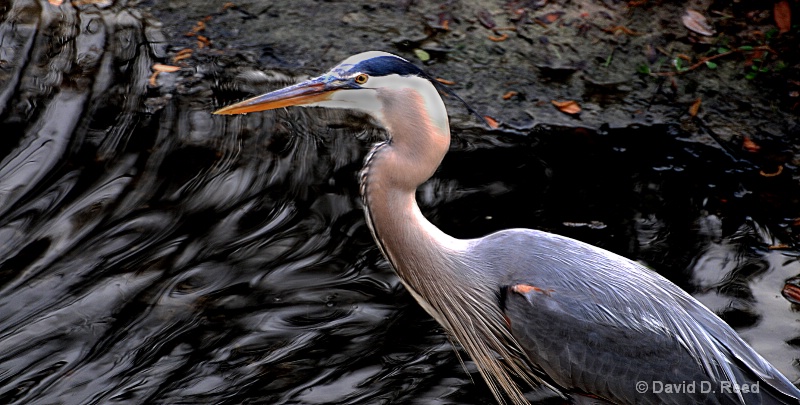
<box><xmin>352</xmin><ymin>56</ymin><xmax>423</xmax><ymax>77</ymax></box>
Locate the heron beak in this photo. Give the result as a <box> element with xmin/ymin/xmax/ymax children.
<box><xmin>213</xmin><ymin>76</ymin><xmax>338</xmax><ymax>115</ymax></box>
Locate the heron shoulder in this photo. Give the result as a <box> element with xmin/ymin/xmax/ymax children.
<box><xmin>471</xmin><ymin>228</ymin><xmax>652</xmax><ymax>284</ymax></box>
<box><xmin>472</xmin><ymin>228</ymin><xmax>704</xmax><ymax>338</ymax></box>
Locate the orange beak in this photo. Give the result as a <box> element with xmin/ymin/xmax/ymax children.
<box><xmin>213</xmin><ymin>76</ymin><xmax>337</xmax><ymax>115</ymax></box>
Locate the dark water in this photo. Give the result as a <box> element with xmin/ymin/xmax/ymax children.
<box><xmin>1</xmin><ymin>2</ymin><xmax>799</xmax><ymax>404</ymax></box>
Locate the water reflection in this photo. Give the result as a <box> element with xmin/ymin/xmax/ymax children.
<box><xmin>0</xmin><ymin>1</ymin><xmax>798</xmax><ymax>404</ymax></box>
<box><xmin>691</xmin><ymin>222</ymin><xmax>800</xmax><ymax>379</ymax></box>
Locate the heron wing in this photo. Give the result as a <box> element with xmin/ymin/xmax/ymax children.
<box><xmin>476</xmin><ymin>229</ymin><xmax>800</xmax><ymax>404</ymax></box>
<box><xmin>503</xmin><ymin>286</ymin><xmax>718</xmax><ymax>404</ymax></box>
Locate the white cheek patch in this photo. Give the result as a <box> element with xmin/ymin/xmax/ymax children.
<box><xmin>311</xmin><ymin>88</ymin><xmax>386</xmax><ymax>122</ymax></box>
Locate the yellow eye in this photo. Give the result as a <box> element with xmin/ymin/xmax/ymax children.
<box><xmin>354</xmin><ymin>74</ymin><xmax>369</xmax><ymax>84</ymax></box>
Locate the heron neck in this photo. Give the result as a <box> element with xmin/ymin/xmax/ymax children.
<box><xmin>359</xmin><ymin>141</ymin><xmax>536</xmax><ymax>405</ymax></box>
<box><xmin>360</xmin><ymin>142</ymin><xmax>469</xmax><ymax>288</ymax></box>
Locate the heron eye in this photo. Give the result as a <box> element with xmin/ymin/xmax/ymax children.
<box><xmin>354</xmin><ymin>74</ymin><xmax>369</xmax><ymax>84</ymax></box>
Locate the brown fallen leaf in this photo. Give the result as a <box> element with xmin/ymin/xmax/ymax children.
<box><xmin>537</xmin><ymin>11</ymin><xmax>564</xmax><ymax>24</ymax></box>
<box><xmin>190</xmin><ymin>21</ymin><xmax>206</xmax><ymax>36</ymax></box>
<box><xmin>149</xmin><ymin>72</ymin><xmax>160</xmax><ymax>87</ymax></box>
<box><xmin>742</xmin><ymin>136</ymin><xmax>761</xmax><ymax>152</ymax></box>
<box><xmin>72</xmin><ymin>0</ymin><xmax>112</xmax><ymax>5</ymax></box>
<box><xmin>743</xmin><ymin>48</ymin><xmax>766</xmax><ymax>67</ymax></box>
<box><xmin>197</xmin><ymin>35</ymin><xmax>211</xmax><ymax>48</ymax></box>
<box><xmin>774</xmin><ymin>1</ymin><xmax>791</xmax><ymax>34</ymax></box>
<box><xmin>603</xmin><ymin>25</ymin><xmax>641</xmax><ymax>35</ymax></box>
<box><xmin>689</xmin><ymin>97</ymin><xmax>701</xmax><ymax>117</ymax></box>
<box><xmin>783</xmin><ymin>281</ymin><xmax>800</xmax><ymax>303</ymax></box>
<box><xmin>173</xmin><ymin>48</ymin><xmax>193</xmax><ymax>62</ymax></box>
<box><xmin>440</xmin><ymin>17</ymin><xmax>450</xmax><ymax>31</ymax></box>
<box><xmin>502</xmin><ymin>91</ymin><xmax>518</xmax><ymax>100</ymax></box>
<box><xmin>682</xmin><ymin>9</ymin><xmax>715</xmax><ymax>36</ymax></box>
<box><xmin>552</xmin><ymin>100</ymin><xmax>581</xmax><ymax>115</ymax></box>
<box><xmin>484</xmin><ymin>115</ymin><xmax>499</xmax><ymax>129</ymax></box>
<box><xmin>760</xmin><ymin>165</ymin><xmax>783</xmax><ymax>177</ymax></box>
<box><xmin>488</xmin><ymin>33</ymin><xmax>509</xmax><ymax>42</ymax></box>
<box><xmin>152</xmin><ymin>63</ymin><xmax>181</xmax><ymax>73</ymax></box>
<box><xmin>435</xmin><ymin>78</ymin><xmax>456</xmax><ymax>85</ymax></box>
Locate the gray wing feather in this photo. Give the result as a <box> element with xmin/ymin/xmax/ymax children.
<box><xmin>475</xmin><ymin>229</ymin><xmax>800</xmax><ymax>404</ymax></box>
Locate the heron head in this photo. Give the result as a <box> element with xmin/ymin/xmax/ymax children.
<box><xmin>213</xmin><ymin>51</ymin><xmax>452</xmax><ymax>135</ymax></box>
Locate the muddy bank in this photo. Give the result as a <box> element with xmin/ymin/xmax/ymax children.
<box><xmin>150</xmin><ymin>0</ymin><xmax>799</xmax><ymax>144</ymax></box>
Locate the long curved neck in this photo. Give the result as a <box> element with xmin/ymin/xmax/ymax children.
<box><xmin>362</xmin><ymin>141</ymin><xmax>478</xmax><ymax>333</ymax></box>
<box><xmin>360</xmin><ymin>140</ymin><xmax>467</xmax><ymax>286</ymax></box>
<box><xmin>358</xmin><ymin>102</ymin><xmax>540</xmax><ymax>405</ymax></box>
<box><xmin>359</xmin><ymin>132</ymin><xmax>538</xmax><ymax>405</ymax></box>
<box><xmin>359</xmin><ymin>84</ymin><xmax>469</xmax><ymax>279</ymax></box>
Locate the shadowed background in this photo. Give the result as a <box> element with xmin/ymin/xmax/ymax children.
<box><xmin>0</xmin><ymin>1</ymin><xmax>799</xmax><ymax>404</ymax></box>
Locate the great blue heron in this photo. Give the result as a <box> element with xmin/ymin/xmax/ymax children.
<box><xmin>214</xmin><ymin>51</ymin><xmax>800</xmax><ymax>404</ymax></box>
